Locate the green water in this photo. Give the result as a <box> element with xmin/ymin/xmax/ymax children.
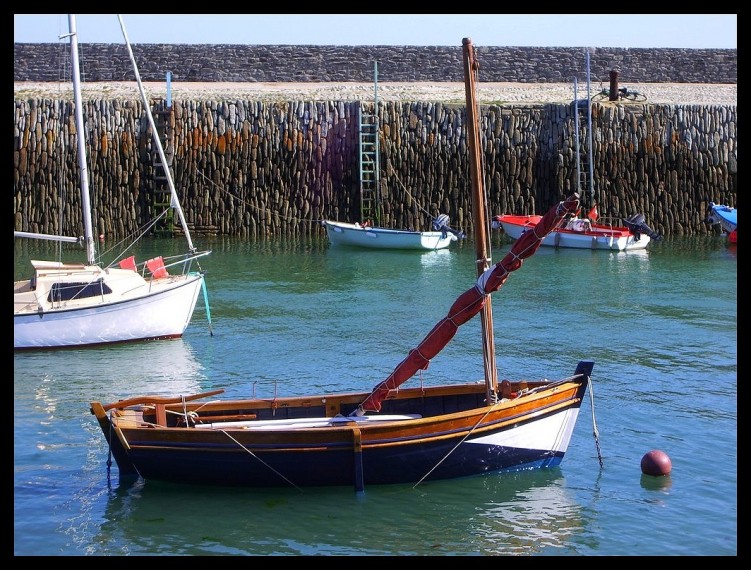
<box><xmin>14</xmin><ymin>235</ymin><xmax>737</xmax><ymax>555</ymax></box>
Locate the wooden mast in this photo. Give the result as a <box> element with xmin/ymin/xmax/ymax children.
<box><xmin>462</xmin><ymin>38</ymin><xmax>498</xmax><ymax>401</ymax></box>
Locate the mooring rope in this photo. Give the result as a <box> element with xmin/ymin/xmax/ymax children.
<box><xmin>588</xmin><ymin>380</ymin><xmax>604</xmax><ymax>468</ymax></box>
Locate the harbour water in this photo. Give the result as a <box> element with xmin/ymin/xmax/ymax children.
<box><xmin>14</xmin><ymin>234</ymin><xmax>737</xmax><ymax>556</ymax></box>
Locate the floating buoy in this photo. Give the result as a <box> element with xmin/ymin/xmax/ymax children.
<box><xmin>99</xmin><ymin>234</ymin><xmax>105</xmax><ymax>243</ymax></box>
<box><xmin>641</xmin><ymin>449</ymin><xmax>672</xmax><ymax>476</ymax></box>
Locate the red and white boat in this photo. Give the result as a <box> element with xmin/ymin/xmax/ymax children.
<box><xmin>492</xmin><ymin>205</ymin><xmax>660</xmax><ymax>252</ymax></box>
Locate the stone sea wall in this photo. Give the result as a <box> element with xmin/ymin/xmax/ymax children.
<box><xmin>14</xmin><ymin>44</ymin><xmax>737</xmax><ymax>84</ymax></box>
<box><xmin>13</xmin><ymin>97</ymin><xmax>737</xmax><ymax>240</ymax></box>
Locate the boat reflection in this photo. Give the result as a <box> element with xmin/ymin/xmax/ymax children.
<box><xmin>95</xmin><ymin>469</ymin><xmax>585</xmax><ymax>555</ymax></box>
<box><xmin>418</xmin><ymin>247</ymin><xmax>454</xmax><ymax>268</ymax></box>
<box><xmin>14</xmin><ymin>339</ymin><xmax>208</xmax><ymax>409</ymax></box>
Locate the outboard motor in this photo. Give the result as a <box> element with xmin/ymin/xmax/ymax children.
<box><xmin>707</xmin><ymin>203</ymin><xmax>720</xmax><ymax>225</ymax></box>
<box><xmin>624</xmin><ymin>213</ymin><xmax>661</xmax><ymax>241</ymax></box>
<box><xmin>432</xmin><ymin>213</ymin><xmax>465</xmax><ymax>240</ymax></box>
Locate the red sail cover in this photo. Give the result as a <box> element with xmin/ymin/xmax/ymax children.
<box><xmin>358</xmin><ymin>194</ymin><xmax>581</xmax><ymax>413</ymax></box>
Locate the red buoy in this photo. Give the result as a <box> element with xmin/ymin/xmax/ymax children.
<box><xmin>641</xmin><ymin>449</ymin><xmax>672</xmax><ymax>476</ymax></box>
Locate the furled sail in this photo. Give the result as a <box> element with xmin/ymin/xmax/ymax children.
<box><xmin>356</xmin><ymin>193</ymin><xmax>581</xmax><ymax>413</ymax></box>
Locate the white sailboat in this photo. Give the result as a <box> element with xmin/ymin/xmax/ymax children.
<box><xmin>13</xmin><ymin>14</ymin><xmax>210</xmax><ymax>350</ymax></box>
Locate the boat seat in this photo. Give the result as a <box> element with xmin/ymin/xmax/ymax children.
<box><xmin>118</xmin><ymin>255</ymin><xmax>137</xmax><ymax>272</ymax></box>
<box><xmin>146</xmin><ymin>256</ymin><xmax>169</xmax><ymax>278</ymax></box>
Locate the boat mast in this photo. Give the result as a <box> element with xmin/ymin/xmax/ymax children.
<box><xmin>116</xmin><ymin>15</ymin><xmax>196</xmax><ymax>252</ymax></box>
<box><xmin>462</xmin><ymin>38</ymin><xmax>498</xmax><ymax>400</ymax></box>
<box><xmin>68</xmin><ymin>14</ymin><xmax>97</xmax><ymax>265</ymax></box>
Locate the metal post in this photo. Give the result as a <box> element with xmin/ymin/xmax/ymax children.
<box><xmin>166</xmin><ymin>71</ymin><xmax>172</xmax><ymax>108</ymax></box>
<box><xmin>573</xmin><ymin>77</ymin><xmax>581</xmax><ymax>194</ymax></box>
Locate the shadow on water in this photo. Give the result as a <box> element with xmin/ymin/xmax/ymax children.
<box><xmin>96</xmin><ymin>469</ymin><xmax>588</xmax><ymax>555</ymax></box>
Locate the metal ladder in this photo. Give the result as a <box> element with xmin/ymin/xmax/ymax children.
<box><xmin>151</xmin><ymin>101</ymin><xmax>175</xmax><ymax>236</ymax></box>
<box><xmin>574</xmin><ymin>49</ymin><xmax>595</xmax><ymax>202</ymax></box>
<box><xmin>359</xmin><ymin>61</ymin><xmax>381</xmax><ymax>225</ymax></box>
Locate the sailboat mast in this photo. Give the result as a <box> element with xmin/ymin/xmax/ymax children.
<box><xmin>462</xmin><ymin>38</ymin><xmax>498</xmax><ymax>400</ymax></box>
<box><xmin>68</xmin><ymin>14</ymin><xmax>97</xmax><ymax>265</ymax></box>
<box><xmin>116</xmin><ymin>15</ymin><xmax>196</xmax><ymax>252</ymax></box>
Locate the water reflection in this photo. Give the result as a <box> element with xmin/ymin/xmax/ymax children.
<box><xmin>650</xmin><ymin>235</ymin><xmax>736</xmax><ymax>255</ymax></box>
<box><xmin>95</xmin><ymin>469</ymin><xmax>585</xmax><ymax>555</ymax></box>
<box><xmin>201</xmin><ymin>234</ymin><xmax>330</xmax><ymax>256</ymax></box>
<box><xmin>14</xmin><ymin>234</ymin><xmax>737</xmax><ymax>555</ymax></box>
<box><xmin>639</xmin><ymin>474</ymin><xmax>673</xmax><ymax>492</ymax></box>
<box><xmin>14</xmin><ymin>339</ymin><xmax>207</xmax><ymax>405</ymax></box>
<box><xmin>419</xmin><ymin>247</ymin><xmax>454</xmax><ymax>268</ymax></box>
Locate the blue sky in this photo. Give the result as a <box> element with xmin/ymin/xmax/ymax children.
<box><xmin>14</xmin><ymin>14</ymin><xmax>736</xmax><ymax>48</ymax></box>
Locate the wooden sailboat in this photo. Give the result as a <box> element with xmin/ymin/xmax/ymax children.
<box><xmin>90</xmin><ymin>38</ymin><xmax>595</xmax><ymax>492</ymax></box>
<box><xmin>13</xmin><ymin>15</ymin><xmax>210</xmax><ymax>350</ymax></box>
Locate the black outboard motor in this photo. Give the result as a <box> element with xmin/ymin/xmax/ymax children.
<box><xmin>624</xmin><ymin>213</ymin><xmax>661</xmax><ymax>241</ymax></box>
<box><xmin>432</xmin><ymin>214</ymin><xmax>465</xmax><ymax>240</ymax></box>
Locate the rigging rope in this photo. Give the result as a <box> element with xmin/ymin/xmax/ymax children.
<box><xmin>386</xmin><ymin>163</ymin><xmax>436</xmax><ymax>222</ymax></box>
<box><xmin>195</xmin><ymin>164</ymin><xmax>460</xmax><ymax>234</ymax></box>
<box><xmin>413</xmin><ymin>398</ymin><xmax>504</xmax><ymax>488</ymax></box>
<box><xmin>217</xmin><ymin>430</ymin><xmax>303</xmax><ymax>491</ymax></box>
<box><xmin>196</xmin><ymin>170</ymin><xmax>315</xmax><ymax>225</ymax></box>
<box><xmin>587</xmin><ymin>380</ymin><xmax>604</xmax><ymax>468</ymax></box>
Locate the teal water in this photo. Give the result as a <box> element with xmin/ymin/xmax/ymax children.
<box><xmin>14</xmin><ymin>235</ymin><xmax>737</xmax><ymax>556</ymax></box>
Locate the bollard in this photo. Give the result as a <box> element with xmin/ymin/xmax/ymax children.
<box><xmin>609</xmin><ymin>68</ymin><xmax>620</xmax><ymax>101</ymax></box>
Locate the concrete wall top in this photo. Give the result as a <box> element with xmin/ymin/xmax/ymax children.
<box><xmin>14</xmin><ymin>44</ymin><xmax>737</xmax><ymax>84</ymax></box>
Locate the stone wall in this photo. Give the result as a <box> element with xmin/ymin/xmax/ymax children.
<box><xmin>14</xmin><ymin>44</ymin><xmax>737</xmax><ymax>84</ymax></box>
<box><xmin>13</xmin><ymin>98</ymin><xmax>737</xmax><ymax>240</ymax></box>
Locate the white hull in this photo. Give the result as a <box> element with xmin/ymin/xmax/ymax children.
<box><xmin>467</xmin><ymin>405</ymin><xmax>581</xmax><ymax>455</ymax></box>
<box><xmin>14</xmin><ymin>262</ymin><xmax>203</xmax><ymax>349</ymax></box>
<box><xmin>323</xmin><ymin>220</ymin><xmax>456</xmax><ymax>250</ymax></box>
<box><xmin>13</xmin><ymin>15</ymin><xmax>210</xmax><ymax>351</ymax></box>
<box><xmin>499</xmin><ymin>220</ymin><xmax>650</xmax><ymax>251</ymax></box>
